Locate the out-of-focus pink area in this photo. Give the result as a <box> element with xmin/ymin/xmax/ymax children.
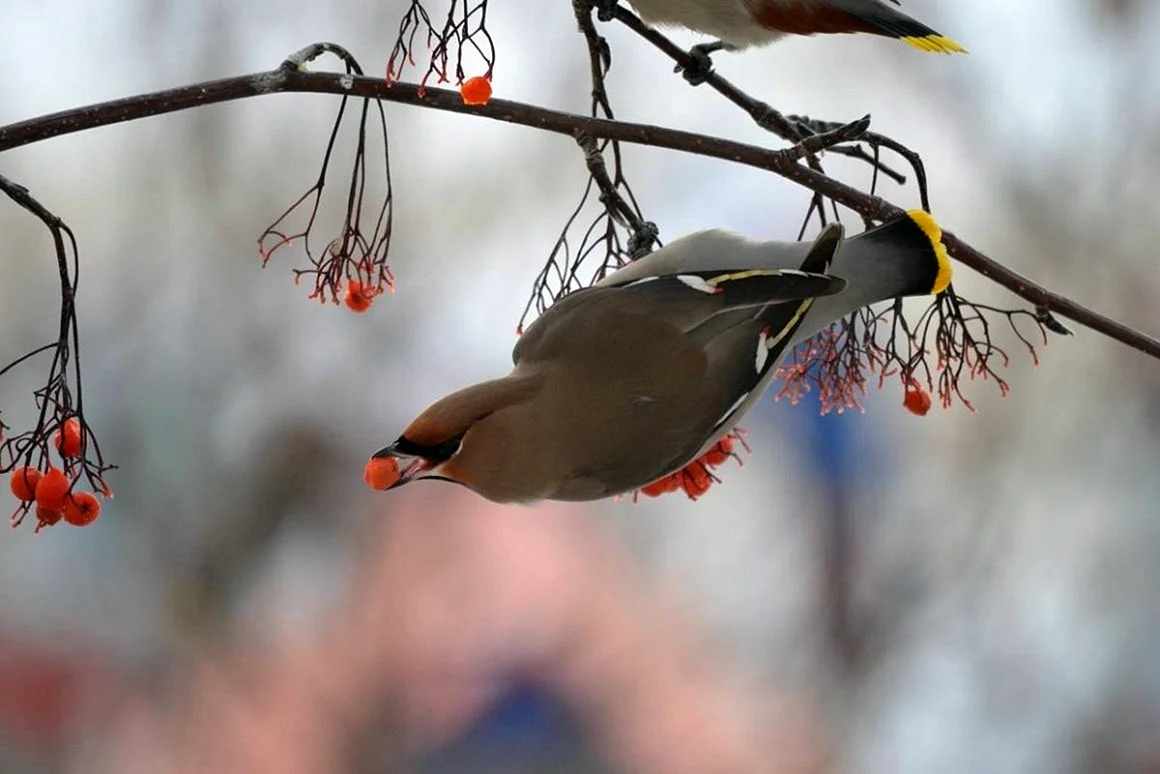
<box><xmin>34</xmin><ymin>488</ymin><xmax>825</xmax><ymax>774</ymax></box>
<box><xmin>0</xmin><ymin>640</ymin><xmax>109</xmax><ymax>753</ymax></box>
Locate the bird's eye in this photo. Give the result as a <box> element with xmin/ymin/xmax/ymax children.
<box><xmin>393</xmin><ymin>435</ymin><xmax>462</xmax><ymax>464</ymax></box>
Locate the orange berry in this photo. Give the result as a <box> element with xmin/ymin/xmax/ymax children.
<box><xmin>36</xmin><ymin>505</ymin><xmax>62</xmax><ymax>527</ymax></box>
<box><xmin>62</xmin><ymin>491</ymin><xmax>101</xmax><ymax>527</ymax></box>
<box><xmin>54</xmin><ymin>417</ymin><xmax>82</xmax><ymax>457</ymax></box>
<box><xmin>680</xmin><ymin>464</ymin><xmax>713</xmax><ymax>500</ymax></box>
<box><xmin>10</xmin><ymin>467</ymin><xmax>43</xmax><ymax>501</ymax></box>
<box><xmin>460</xmin><ymin>75</ymin><xmax>492</xmax><ymax>106</ymax></box>
<box><xmin>35</xmin><ymin>467</ymin><xmax>70</xmax><ymax>511</ymax></box>
<box><xmin>903</xmin><ymin>380</ymin><xmax>932</xmax><ymax>416</ymax></box>
<box><xmin>344</xmin><ymin>280</ymin><xmax>376</xmax><ymax>313</ymax></box>
<box><xmin>364</xmin><ymin>457</ymin><xmax>401</xmax><ymax>490</ymax></box>
<box><xmin>701</xmin><ymin>436</ymin><xmax>734</xmax><ymax>467</ymax></box>
<box><xmin>640</xmin><ymin>474</ymin><xmax>680</xmax><ymax>498</ymax></box>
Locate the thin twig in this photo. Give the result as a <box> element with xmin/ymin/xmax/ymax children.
<box><xmin>0</xmin><ymin>67</ymin><xmax>1155</xmax><ymax>359</ymax></box>
<box><xmin>605</xmin><ymin>5</ymin><xmax>919</xmax><ymax>190</ymax></box>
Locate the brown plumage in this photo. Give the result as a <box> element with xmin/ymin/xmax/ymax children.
<box><xmin>373</xmin><ymin>229</ymin><xmax>844</xmax><ymax>502</ymax></box>
<box><xmin>370</xmin><ymin>211</ymin><xmax>951</xmax><ymax>504</ymax></box>
<box><xmin>752</xmin><ymin>2</ymin><xmax>880</xmax><ymax>37</ymax></box>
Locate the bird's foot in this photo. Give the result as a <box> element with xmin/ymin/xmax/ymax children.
<box><xmin>676</xmin><ymin>40</ymin><xmax>725</xmax><ymax>85</ymax></box>
<box><xmin>627</xmin><ymin>221</ymin><xmax>660</xmax><ymax>260</ymax></box>
<box><xmin>594</xmin><ymin>0</ymin><xmax>618</xmax><ymax>22</ymax></box>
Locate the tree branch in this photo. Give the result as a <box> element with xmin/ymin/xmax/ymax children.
<box><xmin>2</xmin><ymin>60</ymin><xmax>1155</xmax><ymax>359</ymax></box>
<box><xmin>606</xmin><ymin>4</ymin><xmax>923</xmax><ymax>194</ymax></box>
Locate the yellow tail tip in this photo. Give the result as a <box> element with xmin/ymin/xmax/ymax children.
<box><xmin>905</xmin><ymin>209</ymin><xmax>952</xmax><ymax>294</ymax></box>
<box><xmin>901</xmin><ymin>35</ymin><xmax>968</xmax><ymax>55</ymax></box>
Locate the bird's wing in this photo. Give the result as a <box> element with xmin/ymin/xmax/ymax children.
<box><xmin>509</xmin><ymin>230</ymin><xmax>845</xmax><ymax>495</ymax></box>
<box><xmin>678</xmin><ymin>223</ymin><xmax>845</xmax><ymax>452</ymax></box>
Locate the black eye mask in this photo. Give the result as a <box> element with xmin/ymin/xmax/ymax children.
<box><xmin>392</xmin><ymin>434</ymin><xmax>463</xmax><ymax>464</ymax></box>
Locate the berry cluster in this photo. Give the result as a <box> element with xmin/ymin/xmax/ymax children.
<box><xmin>6</xmin><ymin>418</ymin><xmax>107</xmax><ymax>532</ymax></box>
<box><xmin>636</xmin><ymin>430</ymin><xmax>748</xmax><ymax>502</ymax></box>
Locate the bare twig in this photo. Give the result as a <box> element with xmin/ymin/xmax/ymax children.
<box><xmin>1</xmin><ymin>70</ymin><xmax>1150</xmax><ymax>359</ymax></box>
<box><xmin>257</xmin><ymin>44</ymin><xmax>395</xmax><ymax>307</ymax></box>
<box><xmin>515</xmin><ymin>2</ymin><xmax>660</xmax><ymax>330</ymax></box>
<box><xmin>0</xmin><ymin>176</ymin><xmax>114</xmax><ymax>530</ymax></box>
<box><xmin>387</xmin><ymin>0</ymin><xmax>495</xmax><ymax>89</ymax></box>
<box><xmin>604</xmin><ymin>4</ymin><xmax>921</xmax><ymax>192</ymax></box>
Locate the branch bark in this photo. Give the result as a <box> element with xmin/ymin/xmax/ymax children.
<box><xmin>1</xmin><ymin>57</ymin><xmax>1157</xmax><ymax>360</ymax></box>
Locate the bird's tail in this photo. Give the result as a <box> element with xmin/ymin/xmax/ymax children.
<box><xmin>831</xmin><ymin>0</ymin><xmax>967</xmax><ymax>54</ymax></box>
<box><xmin>814</xmin><ymin>209</ymin><xmax>951</xmax><ymax>319</ymax></box>
<box><xmin>594</xmin><ymin>209</ymin><xmax>951</xmax><ymax>316</ymax></box>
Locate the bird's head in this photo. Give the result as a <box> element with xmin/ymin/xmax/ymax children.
<box><xmin>366</xmin><ymin>432</ymin><xmax>463</xmax><ymax>491</ymax></box>
<box><xmin>364</xmin><ymin>373</ymin><xmax>542</xmax><ymax>498</ymax></box>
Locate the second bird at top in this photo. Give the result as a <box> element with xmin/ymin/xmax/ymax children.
<box><xmin>622</xmin><ymin>0</ymin><xmax>966</xmax><ymax>71</ymax></box>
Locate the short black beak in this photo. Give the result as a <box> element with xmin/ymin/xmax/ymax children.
<box><xmin>370</xmin><ymin>440</ymin><xmax>433</xmax><ymax>489</ymax></box>
<box><xmin>371</xmin><ymin>442</ymin><xmax>400</xmax><ymax>459</ymax></box>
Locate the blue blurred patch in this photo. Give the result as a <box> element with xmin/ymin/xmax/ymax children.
<box><xmin>418</xmin><ymin>678</ymin><xmax>611</xmax><ymax>774</ymax></box>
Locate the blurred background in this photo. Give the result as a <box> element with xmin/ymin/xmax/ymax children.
<box><xmin>1</xmin><ymin>0</ymin><xmax>1159</xmax><ymax>771</ymax></box>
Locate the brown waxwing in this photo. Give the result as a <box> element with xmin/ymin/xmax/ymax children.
<box><xmin>619</xmin><ymin>0</ymin><xmax>966</xmax><ymax>69</ymax></box>
<box><xmin>369</xmin><ymin>210</ymin><xmax>950</xmax><ymax>504</ymax></box>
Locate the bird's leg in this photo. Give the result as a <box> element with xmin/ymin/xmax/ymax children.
<box><xmin>594</xmin><ymin>0</ymin><xmax>619</xmax><ymax>22</ymax></box>
<box><xmin>627</xmin><ymin>221</ymin><xmax>660</xmax><ymax>260</ymax></box>
<box><xmin>678</xmin><ymin>40</ymin><xmax>726</xmax><ymax>85</ymax></box>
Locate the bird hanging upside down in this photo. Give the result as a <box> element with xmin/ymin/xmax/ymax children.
<box><xmin>608</xmin><ymin>0</ymin><xmax>966</xmax><ymax>81</ymax></box>
<box><xmin>367</xmin><ymin>210</ymin><xmax>950</xmax><ymax>504</ymax></box>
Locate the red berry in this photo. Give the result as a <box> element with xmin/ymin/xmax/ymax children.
<box><xmin>62</xmin><ymin>491</ymin><xmax>101</xmax><ymax>527</ymax></box>
<box><xmin>344</xmin><ymin>280</ymin><xmax>376</xmax><ymax>313</ymax></box>
<box><xmin>701</xmin><ymin>436</ymin><xmax>734</xmax><ymax>467</ymax></box>
<box><xmin>35</xmin><ymin>468</ymin><xmax>70</xmax><ymax>512</ymax></box>
<box><xmin>364</xmin><ymin>457</ymin><xmax>401</xmax><ymax>490</ymax></box>
<box><xmin>640</xmin><ymin>474</ymin><xmax>680</xmax><ymax>498</ymax></box>
<box><xmin>54</xmin><ymin>418</ymin><xmax>83</xmax><ymax>457</ymax></box>
<box><xmin>903</xmin><ymin>380</ymin><xmax>932</xmax><ymax>416</ymax></box>
<box><xmin>36</xmin><ymin>505</ymin><xmax>62</xmax><ymax>527</ymax></box>
<box><xmin>460</xmin><ymin>76</ymin><xmax>492</xmax><ymax>106</ymax></box>
<box><xmin>9</xmin><ymin>467</ymin><xmax>43</xmax><ymax>501</ymax></box>
<box><xmin>680</xmin><ymin>464</ymin><xmax>713</xmax><ymax>500</ymax></box>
